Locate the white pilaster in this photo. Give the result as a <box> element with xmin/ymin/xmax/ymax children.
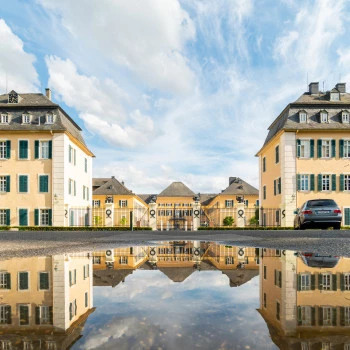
<box><xmin>192</xmin><ymin>202</ymin><xmax>201</xmax><ymax>231</ymax></box>
<box><xmin>236</xmin><ymin>202</ymin><xmax>245</xmax><ymax>227</ymax></box>
<box><xmin>105</xmin><ymin>203</ymin><xmax>114</xmax><ymax>227</ymax></box>
<box><xmin>149</xmin><ymin>202</ymin><xmax>157</xmax><ymax>230</ymax></box>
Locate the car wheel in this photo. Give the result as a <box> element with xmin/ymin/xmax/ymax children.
<box><xmin>334</xmin><ymin>223</ymin><xmax>341</xmax><ymax>230</ymax></box>
<box><xmin>299</xmin><ymin>220</ymin><xmax>305</xmax><ymax>230</ymax></box>
<box><xmin>294</xmin><ymin>221</ymin><xmax>299</xmax><ymax>230</ymax></box>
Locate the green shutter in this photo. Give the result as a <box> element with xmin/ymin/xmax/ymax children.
<box><xmin>19</xmin><ymin>140</ymin><xmax>28</xmax><ymax>159</ymax></box>
<box><xmin>34</xmin><ymin>209</ymin><xmax>39</xmax><ymax>226</ymax></box>
<box><xmin>340</xmin><ymin>273</ymin><xmax>345</xmax><ymax>291</ymax></box>
<box><xmin>74</xmin><ymin>181</ymin><xmax>76</xmax><ymax>196</ymax></box>
<box><xmin>340</xmin><ymin>307</ymin><xmax>345</xmax><ymax>326</ymax></box>
<box><xmin>297</xmin><ymin>174</ymin><xmax>301</xmax><ymax>191</ymax></box>
<box><xmin>74</xmin><ymin>149</ymin><xmax>76</xmax><ymax>165</ymax></box>
<box><xmin>35</xmin><ymin>307</ymin><xmax>40</xmax><ymax>324</ymax></box>
<box><xmin>34</xmin><ymin>140</ymin><xmax>39</xmax><ymax>159</ymax></box>
<box><xmin>310</xmin><ymin>174</ymin><xmax>315</xmax><ymax>191</ymax></box>
<box><xmin>311</xmin><ymin>307</ymin><xmax>316</xmax><ymax>326</ymax></box>
<box><xmin>297</xmin><ymin>274</ymin><xmax>301</xmax><ymax>291</ymax></box>
<box><xmin>39</xmin><ymin>175</ymin><xmax>48</xmax><ymax>193</ymax></box>
<box><xmin>19</xmin><ymin>272</ymin><xmax>28</xmax><ymax>290</ymax></box>
<box><xmin>318</xmin><ymin>174</ymin><xmax>322</xmax><ymax>191</ymax></box>
<box><xmin>6</xmin><ymin>272</ymin><xmax>11</xmax><ymax>289</ymax></box>
<box><xmin>40</xmin><ymin>273</ymin><xmax>49</xmax><ymax>290</ymax></box>
<box><xmin>296</xmin><ymin>139</ymin><xmax>301</xmax><ymax>157</ymax></box>
<box><xmin>340</xmin><ymin>174</ymin><xmax>345</xmax><ymax>191</ymax></box>
<box><xmin>332</xmin><ymin>174</ymin><xmax>336</xmax><ymax>191</ymax></box>
<box><xmin>119</xmin><ymin>200</ymin><xmax>122</xmax><ymax>207</ymax></box>
<box><xmin>297</xmin><ymin>306</ymin><xmax>302</xmax><ymax>325</ymax></box>
<box><xmin>310</xmin><ymin>139</ymin><xmax>314</xmax><ymax>158</ymax></box>
<box><xmin>318</xmin><ymin>307</ymin><xmax>323</xmax><ymax>326</ymax></box>
<box><xmin>69</xmin><ymin>271</ymin><xmax>72</xmax><ymax>286</ymax></box>
<box><xmin>48</xmin><ymin>141</ymin><xmax>52</xmax><ymax>159</ymax></box>
<box><xmin>5</xmin><ymin>305</ymin><xmax>11</xmax><ymax>324</ymax></box>
<box><xmin>48</xmin><ymin>209</ymin><xmax>52</xmax><ymax>226</ymax></box>
<box><xmin>274</xmin><ymin>179</ymin><xmax>276</xmax><ymax>196</ymax></box>
<box><xmin>317</xmin><ymin>139</ymin><xmax>322</xmax><ymax>158</ymax></box>
<box><xmin>19</xmin><ymin>305</ymin><xmax>29</xmax><ymax>325</ymax></box>
<box><xmin>332</xmin><ymin>274</ymin><xmax>337</xmax><ymax>291</ymax></box>
<box><xmin>5</xmin><ymin>209</ymin><xmax>10</xmax><ymax>226</ymax></box>
<box><xmin>49</xmin><ymin>306</ymin><xmax>53</xmax><ymax>324</ymax></box>
<box><xmin>19</xmin><ymin>209</ymin><xmax>28</xmax><ymax>226</ymax></box>
<box><xmin>345</xmin><ymin>208</ymin><xmax>350</xmax><ymax>226</ymax></box>
<box><xmin>6</xmin><ymin>175</ymin><xmax>10</xmax><ymax>192</ymax></box>
<box><xmin>318</xmin><ymin>273</ymin><xmax>323</xmax><ymax>290</ymax></box>
<box><xmin>69</xmin><ymin>303</ymin><xmax>73</xmax><ymax>320</ymax></box>
<box><xmin>6</xmin><ymin>140</ymin><xmax>11</xmax><ymax>159</ymax></box>
<box><xmin>19</xmin><ymin>175</ymin><xmax>28</xmax><ymax>193</ymax></box>
<box><xmin>331</xmin><ymin>139</ymin><xmax>336</xmax><ymax>157</ymax></box>
<box><xmin>340</xmin><ymin>139</ymin><xmax>344</xmax><ymax>158</ymax></box>
<box><xmin>332</xmin><ymin>308</ymin><xmax>337</xmax><ymax>326</ymax></box>
<box><xmin>311</xmin><ymin>274</ymin><xmax>316</xmax><ymax>290</ymax></box>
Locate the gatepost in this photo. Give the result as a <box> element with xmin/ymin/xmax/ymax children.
<box><xmin>149</xmin><ymin>202</ymin><xmax>157</xmax><ymax>230</ymax></box>
<box><xmin>192</xmin><ymin>201</ymin><xmax>201</xmax><ymax>231</ymax></box>
<box><xmin>236</xmin><ymin>202</ymin><xmax>245</xmax><ymax>228</ymax></box>
<box><xmin>105</xmin><ymin>202</ymin><xmax>114</xmax><ymax>227</ymax></box>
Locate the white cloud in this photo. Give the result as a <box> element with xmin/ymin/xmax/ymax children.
<box><xmin>38</xmin><ymin>0</ymin><xmax>196</xmax><ymax>95</ymax></box>
<box><xmin>0</xmin><ymin>19</ymin><xmax>39</xmax><ymax>93</ymax></box>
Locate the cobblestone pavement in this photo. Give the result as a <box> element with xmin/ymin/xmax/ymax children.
<box><xmin>0</xmin><ymin>229</ymin><xmax>350</xmax><ymax>258</ymax></box>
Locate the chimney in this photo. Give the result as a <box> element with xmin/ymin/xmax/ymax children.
<box><xmin>336</xmin><ymin>83</ymin><xmax>346</xmax><ymax>93</ymax></box>
<box><xmin>309</xmin><ymin>82</ymin><xmax>319</xmax><ymax>95</ymax></box>
<box><xmin>45</xmin><ymin>88</ymin><xmax>52</xmax><ymax>100</ymax></box>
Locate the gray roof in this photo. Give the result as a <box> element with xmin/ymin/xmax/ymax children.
<box><xmin>93</xmin><ymin>177</ymin><xmax>133</xmax><ymax>195</ymax></box>
<box><xmin>0</xmin><ymin>91</ymin><xmax>91</xmax><ymax>151</ymax></box>
<box><xmin>158</xmin><ymin>182</ymin><xmax>196</xmax><ymax>197</ymax></box>
<box><xmin>221</xmin><ymin>269</ymin><xmax>259</xmax><ymax>287</ymax></box>
<box><xmin>93</xmin><ymin>269</ymin><xmax>133</xmax><ymax>287</ymax></box>
<box><xmin>158</xmin><ymin>267</ymin><xmax>194</xmax><ymax>282</ymax></box>
<box><xmin>221</xmin><ymin>178</ymin><xmax>258</xmax><ymax>196</ymax></box>
<box><xmin>258</xmin><ymin>89</ymin><xmax>350</xmax><ymax>154</ymax></box>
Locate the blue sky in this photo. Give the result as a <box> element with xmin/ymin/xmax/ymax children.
<box><xmin>1</xmin><ymin>0</ymin><xmax>350</xmax><ymax>193</ymax></box>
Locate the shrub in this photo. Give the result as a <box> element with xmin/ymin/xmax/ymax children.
<box><xmin>223</xmin><ymin>216</ymin><xmax>234</xmax><ymax>226</ymax></box>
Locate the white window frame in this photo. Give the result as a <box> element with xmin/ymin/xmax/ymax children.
<box><xmin>321</xmin><ymin>273</ymin><xmax>332</xmax><ymax>290</ymax></box>
<box><xmin>343</xmin><ymin>112</ymin><xmax>350</xmax><ymax>123</ymax></box>
<box><xmin>120</xmin><ymin>200</ymin><xmax>127</xmax><ymax>208</ymax></box>
<box><xmin>39</xmin><ymin>305</ymin><xmax>51</xmax><ymax>324</ymax></box>
<box><xmin>299</xmin><ymin>112</ymin><xmax>307</xmax><ymax>123</ymax></box>
<box><xmin>344</xmin><ymin>140</ymin><xmax>350</xmax><ymax>158</ymax></box>
<box><xmin>18</xmin><ymin>304</ymin><xmax>30</xmax><ymax>325</ymax></box>
<box><xmin>321</xmin><ymin>140</ymin><xmax>331</xmax><ymax>158</ymax></box>
<box><xmin>18</xmin><ymin>271</ymin><xmax>29</xmax><ymax>291</ymax></box>
<box><xmin>38</xmin><ymin>271</ymin><xmax>50</xmax><ymax>291</ymax></box>
<box><xmin>345</xmin><ymin>306</ymin><xmax>350</xmax><ymax>326</ymax></box>
<box><xmin>40</xmin><ymin>209</ymin><xmax>50</xmax><ymax>226</ymax></box>
<box><xmin>300</xmin><ymin>273</ymin><xmax>310</xmax><ymax>291</ymax></box>
<box><xmin>300</xmin><ymin>305</ymin><xmax>311</xmax><ymax>325</ymax></box>
<box><xmin>322</xmin><ymin>306</ymin><xmax>332</xmax><ymax>326</ymax></box>
<box><xmin>46</xmin><ymin>113</ymin><xmax>54</xmax><ymax>124</ymax></box>
<box><xmin>22</xmin><ymin>114</ymin><xmax>31</xmax><ymax>124</ymax></box>
<box><xmin>344</xmin><ymin>273</ymin><xmax>350</xmax><ymax>291</ymax></box>
<box><xmin>40</xmin><ymin>141</ymin><xmax>50</xmax><ymax>159</ymax></box>
<box><xmin>0</xmin><ymin>141</ymin><xmax>6</xmax><ymax>159</ymax></box>
<box><xmin>322</xmin><ymin>174</ymin><xmax>331</xmax><ymax>191</ymax></box>
<box><xmin>300</xmin><ymin>174</ymin><xmax>309</xmax><ymax>191</ymax></box>
<box><xmin>93</xmin><ymin>200</ymin><xmax>100</xmax><ymax>208</ymax></box>
<box><xmin>0</xmin><ymin>209</ymin><xmax>8</xmax><ymax>226</ymax></box>
<box><xmin>299</xmin><ymin>139</ymin><xmax>310</xmax><ymax>158</ymax></box>
<box><xmin>225</xmin><ymin>200</ymin><xmax>233</xmax><ymax>208</ymax></box>
<box><xmin>0</xmin><ymin>272</ymin><xmax>9</xmax><ymax>289</ymax></box>
<box><xmin>0</xmin><ymin>114</ymin><xmax>9</xmax><ymax>124</ymax></box>
<box><xmin>320</xmin><ymin>111</ymin><xmax>328</xmax><ymax>123</ymax></box>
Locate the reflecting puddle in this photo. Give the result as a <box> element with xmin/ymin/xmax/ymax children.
<box><xmin>0</xmin><ymin>242</ymin><xmax>350</xmax><ymax>349</ymax></box>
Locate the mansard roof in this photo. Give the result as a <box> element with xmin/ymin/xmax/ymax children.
<box><xmin>158</xmin><ymin>182</ymin><xmax>196</xmax><ymax>197</ymax></box>
<box><xmin>221</xmin><ymin>178</ymin><xmax>258</xmax><ymax>196</ymax></box>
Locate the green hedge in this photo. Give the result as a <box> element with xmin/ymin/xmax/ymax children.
<box><xmin>197</xmin><ymin>226</ymin><xmax>295</xmax><ymax>230</ymax></box>
<box><xmin>1</xmin><ymin>226</ymin><xmax>152</xmax><ymax>231</ymax></box>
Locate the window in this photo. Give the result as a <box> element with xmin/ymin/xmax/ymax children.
<box><xmin>299</xmin><ymin>111</ymin><xmax>307</xmax><ymax>123</ymax></box>
<box><xmin>22</xmin><ymin>114</ymin><xmax>31</xmax><ymax>124</ymax></box>
<box><xmin>344</xmin><ymin>307</ymin><xmax>350</xmax><ymax>326</ymax></box>
<box><xmin>301</xmin><ymin>342</ymin><xmax>310</xmax><ymax>350</ymax></box>
<box><xmin>299</xmin><ymin>274</ymin><xmax>311</xmax><ymax>291</ymax></box>
<box><xmin>343</xmin><ymin>273</ymin><xmax>350</xmax><ymax>291</ymax></box>
<box><xmin>342</xmin><ymin>111</ymin><xmax>350</xmax><ymax>123</ymax></box>
<box><xmin>320</xmin><ymin>273</ymin><xmax>333</xmax><ymax>291</ymax></box>
<box><xmin>84</xmin><ymin>158</ymin><xmax>88</xmax><ymax>173</ymax></box>
<box><xmin>85</xmin><ymin>292</ymin><xmax>89</xmax><ymax>308</ymax></box>
<box><xmin>300</xmin><ymin>174</ymin><xmax>309</xmax><ymax>191</ymax></box>
<box><xmin>263</xmin><ymin>266</ymin><xmax>267</xmax><ymax>279</ymax></box>
<box><xmin>46</xmin><ymin>341</ymin><xmax>57</xmax><ymax>350</ymax></box>
<box><xmin>262</xmin><ymin>157</ymin><xmax>266</xmax><ymax>172</ymax></box>
<box><xmin>321</xmin><ymin>307</ymin><xmax>334</xmax><ymax>326</ymax></box>
<box><xmin>36</xmin><ymin>305</ymin><xmax>52</xmax><ymax>325</ymax></box>
<box><xmin>38</xmin><ymin>175</ymin><xmax>49</xmax><ymax>193</ymax></box>
<box><xmin>276</xmin><ymin>302</ymin><xmax>280</xmax><ymax>320</ymax></box>
<box><xmin>69</xmin><ymin>299</ymin><xmax>77</xmax><ymax>320</ymax></box>
<box><xmin>46</xmin><ymin>114</ymin><xmax>53</xmax><ymax>124</ymax></box>
<box><xmin>263</xmin><ymin>185</ymin><xmax>266</xmax><ymax>200</ymax></box>
<box><xmin>69</xmin><ymin>269</ymin><xmax>76</xmax><ymax>286</ymax></box>
<box><xmin>274</xmin><ymin>178</ymin><xmax>281</xmax><ymax>195</ymax></box>
<box><xmin>93</xmin><ymin>200</ymin><xmax>100</xmax><ymax>208</ymax></box>
<box><xmin>19</xmin><ymin>208</ymin><xmax>28</xmax><ymax>226</ymax></box>
<box><xmin>0</xmin><ymin>114</ymin><xmax>8</xmax><ymax>123</ymax></box>
<box><xmin>68</xmin><ymin>179</ymin><xmax>76</xmax><ymax>196</ymax></box>
<box><xmin>83</xmin><ymin>264</ymin><xmax>89</xmax><ymax>279</ymax></box>
<box><xmin>120</xmin><ymin>256</ymin><xmax>128</xmax><ymax>264</ymax></box>
<box><xmin>0</xmin><ymin>305</ymin><xmax>11</xmax><ymax>324</ymax></box>
<box><xmin>274</xmin><ymin>270</ymin><xmax>282</xmax><ymax>288</ymax></box>
<box><xmin>225</xmin><ymin>200</ymin><xmax>234</xmax><ymax>208</ymax></box>
<box><xmin>19</xmin><ymin>140</ymin><xmax>28</xmax><ymax>159</ymax></box>
<box><xmin>0</xmin><ymin>176</ymin><xmax>10</xmax><ymax>192</ymax></box>
<box><xmin>166</xmin><ymin>210</ymin><xmax>172</xmax><ymax>216</ymax></box>
<box><xmin>340</xmin><ymin>140</ymin><xmax>350</xmax><ymax>158</ymax></box>
<box><xmin>320</xmin><ymin>111</ymin><xmax>328</xmax><ymax>123</ymax></box>
<box><xmin>39</xmin><ymin>209</ymin><xmax>51</xmax><ymax>226</ymax></box>
<box><xmin>0</xmin><ymin>209</ymin><xmax>10</xmax><ymax>226</ymax></box>
<box><xmin>35</xmin><ymin>140</ymin><xmax>52</xmax><ymax>159</ymax></box>
<box><xmin>342</xmin><ymin>175</ymin><xmax>350</xmax><ymax>191</ymax></box>
<box><xmin>322</xmin><ymin>140</ymin><xmax>331</xmax><ymax>157</ymax></box>
<box><xmin>18</xmin><ymin>272</ymin><xmax>29</xmax><ymax>290</ymax></box>
<box><xmin>0</xmin><ymin>341</ymin><xmax>12</xmax><ymax>349</ymax></box>
<box><xmin>0</xmin><ymin>140</ymin><xmax>10</xmax><ymax>159</ymax></box>
<box><xmin>93</xmin><ymin>256</ymin><xmax>101</xmax><ymax>264</ymax></box>
<box><xmin>297</xmin><ymin>139</ymin><xmax>311</xmax><ymax>158</ymax></box>
<box><xmin>39</xmin><ymin>272</ymin><xmax>49</xmax><ymax>290</ymax></box>
<box><xmin>68</xmin><ymin>145</ymin><xmax>76</xmax><ymax>165</ymax></box>
<box><xmin>263</xmin><ymin>293</ymin><xmax>266</xmax><ymax>308</ymax></box>
<box><xmin>297</xmin><ymin>174</ymin><xmax>314</xmax><ymax>191</ymax></box>
<box><xmin>17</xmin><ymin>175</ymin><xmax>28</xmax><ymax>193</ymax></box>
<box><xmin>19</xmin><ymin>305</ymin><xmax>29</xmax><ymax>325</ymax></box>
<box><xmin>298</xmin><ymin>306</ymin><xmax>312</xmax><ymax>325</ymax></box>
<box><xmin>0</xmin><ymin>272</ymin><xmax>10</xmax><ymax>289</ymax></box>
<box><xmin>119</xmin><ymin>200</ymin><xmax>128</xmax><ymax>208</ymax></box>
<box><xmin>225</xmin><ymin>256</ymin><xmax>234</xmax><ymax>264</ymax></box>
<box><xmin>322</xmin><ymin>175</ymin><xmax>331</xmax><ymax>191</ymax></box>
<box><xmin>275</xmin><ymin>145</ymin><xmax>279</xmax><ymax>163</ymax></box>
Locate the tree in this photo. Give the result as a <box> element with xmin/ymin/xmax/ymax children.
<box><xmin>223</xmin><ymin>216</ymin><xmax>234</xmax><ymax>226</ymax></box>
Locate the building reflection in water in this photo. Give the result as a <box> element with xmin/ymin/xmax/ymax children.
<box><xmin>0</xmin><ymin>253</ymin><xmax>95</xmax><ymax>349</ymax></box>
<box><xmin>258</xmin><ymin>248</ymin><xmax>350</xmax><ymax>350</ymax></box>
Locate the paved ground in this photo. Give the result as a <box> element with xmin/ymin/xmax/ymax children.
<box><xmin>1</xmin><ymin>229</ymin><xmax>350</xmax><ymax>258</ymax></box>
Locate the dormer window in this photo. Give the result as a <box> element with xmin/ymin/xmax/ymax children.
<box><xmin>320</xmin><ymin>110</ymin><xmax>328</xmax><ymax>123</ymax></box>
<box><xmin>330</xmin><ymin>88</ymin><xmax>340</xmax><ymax>101</ymax></box>
<box><xmin>0</xmin><ymin>114</ymin><xmax>9</xmax><ymax>124</ymax></box>
<box><xmin>46</xmin><ymin>113</ymin><xmax>54</xmax><ymax>124</ymax></box>
<box><xmin>22</xmin><ymin>114</ymin><xmax>31</xmax><ymax>124</ymax></box>
<box><xmin>8</xmin><ymin>90</ymin><xmax>18</xmax><ymax>104</ymax></box>
<box><xmin>299</xmin><ymin>110</ymin><xmax>307</xmax><ymax>123</ymax></box>
<box><xmin>342</xmin><ymin>110</ymin><xmax>350</xmax><ymax>123</ymax></box>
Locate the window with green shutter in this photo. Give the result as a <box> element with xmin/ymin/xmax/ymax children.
<box><xmin>34</xmin><ymin>140</ymin><xmax>39</xmax><ymax>159</ymax></box>
<box><xmin>19</xmin><ymin>175</ymin><xmax>28</xmax><ymax>193</ymax></box>
<box><xmin>18</xmin><ymin>272</ymin><xmax>29</xmax><ymax>290</ymax></box>
<box><xmin>296</xmin><ymin>139</ymin><xmax>301</xmax><ymax>157</ymax></box>
<box><xmin>332</xmin><ymin>174</ymin><xmax>336</xmax><ymax>191</ymax></box>
<box><xmin>19</xmin><ymin>209</ymin><xmax>28</xmax><ymax>226</ymax></box>
<box><xmin>345</xmin><ymin>208</ymin><xmax>350</xmax><ymax>226</ymax></box>
<box><xmin>6</xmin><ymin>175</ymin><xmax>10</xmax><ymax>192</ymax></box>
<box><xmin>19</xmin><ymin>140</ymin><xmax>28</xmax><ymax>159</ymax></box>
<box><xmin>317</xmin><ymin>139</ymin><xmax>322</xmax><ymax>158</ymax></box>
<box><xmin>39</xmin><ymin>272</ymin><xmax>49</xmax><ymax>290</ymax></box>
<box><xmin>331</xmin><ymin>139</ymin><xmax>336</xmax><ymax>157</ymax></box>
<box><xmin>340</xmin><ymin>139</ymin><xmax>344</xmax><ymax>158</ymax></box>
<box><xmin>340</xmin><ymin>174</ymin><xmax>345</xmax><ymax>191</ymax></box>
<box><xmin>310</xmin><ymin>139</ymin><xmax>315</xmax><ymax>158</ymax></box>
<box><xmin>39</xmin><ymin>175</ymin><xmax>49</xmax><ymax>193</ymax></box>
<box><xmin>6</xmin><ymin>140</ymin><xmax>11</xmax><ymax>159</ymax></box>
<box><xmin>19</xmin><ymin>305</ymin><xmax>29</xmax><ymax>325</ymax></box>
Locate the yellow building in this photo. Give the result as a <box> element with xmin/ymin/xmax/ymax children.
<box><xmin>257</xmin><ymin>82</ymin><xmax>350</xmax><ymax>227</ymax></box>
<box><xmin>0</xmin><ymin>89</ymin><xmax>94</xmax><ymax>227</ymax></box>
<box><xmin>0</xmin><ymin>253</ymin><xmax>94</xmax><ymax>348</ymax></box>
<box><xmin>258</xmin><ymin>248</ymin><xmax>350</xmax><ymax>348</ymax></box>
<box><xmin>92</xmin><ymin>176</ymin><xmax>148</xmax><ymax>227</ymax></box>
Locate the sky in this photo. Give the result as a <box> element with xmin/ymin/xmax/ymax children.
<box><xmin>1</xmin><ymin>0</ymin><xmax>350</xmax><ymax>194</ymax></box>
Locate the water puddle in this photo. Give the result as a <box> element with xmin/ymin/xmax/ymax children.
<box><xmin>0</xmin><ymin>241</ymin><xmax>349</xmax><ymax>349</ymax></box>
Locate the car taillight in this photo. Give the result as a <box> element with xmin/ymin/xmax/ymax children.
<box><xmin>302</xmin><ymin>210</ymin><xmax>313</xmax><ymax>215</ymax></box>
<box><xmin>334</xmin><ymin>209</ymin><xmax>341</xmax><ymax>214</ymax></box>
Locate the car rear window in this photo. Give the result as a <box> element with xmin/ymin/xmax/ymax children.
<box><xmin>307</xmin><ymin>200</ymin><xmax>337</xmax><ymax>207</ymax></box>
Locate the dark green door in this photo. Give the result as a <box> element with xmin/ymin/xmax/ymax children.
<box><xmin>345</xmin><ymin>208</ymin><xmax>350</xmax><ymax>226</ymax></box>
<box><xmin>19</xmin><ymin>209</ymin><xmax>28</xmax><ymax>226</ymax></box>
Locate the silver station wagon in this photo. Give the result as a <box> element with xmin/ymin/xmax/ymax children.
<box><xmin>294</xmin><ymin>199</ymin><xmax>342</xmax><ymax>230</ymax></box>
